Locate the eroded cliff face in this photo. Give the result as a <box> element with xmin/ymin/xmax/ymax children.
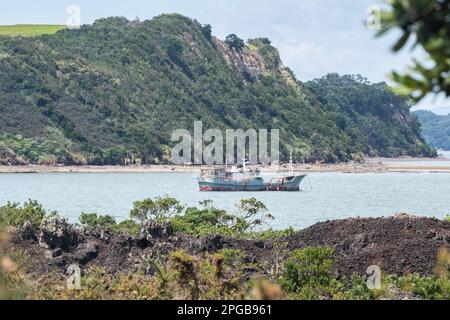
<box><xmin>213</xmin><ymin>37</ymin><xmax>301</xmax><ymax>91</ymax></box>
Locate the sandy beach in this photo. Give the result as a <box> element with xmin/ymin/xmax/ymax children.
<box><xmin>1</xmin><ymin>157</ymin><xmax>450</xmax><ymax>174</ymax></box>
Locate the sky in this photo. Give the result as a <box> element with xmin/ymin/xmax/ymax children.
<box><xmin>1</xmin><ymin>0</ymin><xmax>449</xmax><ymax>113</ymax></box>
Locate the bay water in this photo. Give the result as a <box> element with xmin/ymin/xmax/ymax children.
<box><xmin>1</xmin><ymin>171</ymin><xmax>449</xmax><ymax>229</ymax></box>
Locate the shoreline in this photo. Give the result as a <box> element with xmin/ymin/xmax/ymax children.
<box><xmin>1</xmin><ymin>157</ymin><xmax>450</xmax><ymax>174</ymax></box>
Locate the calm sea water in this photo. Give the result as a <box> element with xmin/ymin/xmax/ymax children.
<box><xmin>439</xmin><ymin>150</ymin><xmax>450</xmax><ymax>159</ymax></box>
<box><xmin>381</xmin><ymin>150</ymin><xmax>450</xmax><ymax>167</ymax></box>
<box><xmin>0</xmin><ymin>172</ymin><xmax>449</xmax><ymax>229</ymax></box>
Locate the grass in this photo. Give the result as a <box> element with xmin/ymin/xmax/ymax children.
<box><xmin>0</xmin><ymin>24</ymin><xmax>66</xmax><ymax>37</ymax></box>
<box><xmin>246</xmin><ymin>43</ymin><xmax>259</xmax><ymax>51</ymax></box>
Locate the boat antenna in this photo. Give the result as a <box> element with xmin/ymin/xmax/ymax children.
<box><xmin>289</xmin><ymin>149</ymin><xmax>293</xmax><ymax>175</ymax></box>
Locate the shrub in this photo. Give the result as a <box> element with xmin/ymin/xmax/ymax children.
<box><xmin>234</xmin><ymin>198</ymin><xmax>274</xmax><ymax>233</ymax></box>
<box><xmin>0</xmin><ymin>226</ymin><xmax>27</xmax><ymax>300</ymax></box>
<box><xmin>210</xmin><ymin>253</ymin><xmax>225</xmax><ymax>279</ymax></box>
<box><xmin>115</xmin><ymin>219</ymin><xmax>140</xmax><ymax>236</ymax></box>
<box><xmin>256</xmin><ymin>227</ymin><xmax>294</xmax><ymax>240</ymax></box>
<box><xmin>169</xmin><ymin>250</ymin><xmax>199</xmax><ymax>299</ymax></box>
<box><xmin>0</xmin><ymin>200</ymin><xmax>49</xmax><ymax>230</ymax></box>
<box><xmin>171</xmin><ymin>204</ymin><xmax>234</xmax><ymax>235</ymax></box>
<box><xmin>342</xmin><ymin>274</ymin><xmax>376</xmax><ymax>300</ymax></box>
<box><xmin>433</xmin><ymin>247</ymin><xmax>450</xmax><ymax>279</ymax></box>
<box><xmin>170</xmin><ymin>250</ymin><xmax>197</xmax><ymax>281</ymax></box>
<box><xmin>279</xmin><ymin>246</ymin><xmax>342</xmax><ymax>299</ymax></box>
<box><xmin>225</xmin><ymin>34</ymin><xmax>245</xmax><ymax>50</ymax></box>
<box><xmin>394</xmin><ymin>274</ymin><xmax>450</xmax><ymax>300</ymax></box>
<box><xmin>167</xmin><ymin>198</ymin><xmax>276</xmax><ymax>237</ymax></box>
<box><xmin>201</xmin><ymin>24</ymin><xmax>212</xmax><ymax>41</ymax></box>
<box><xmin>218</xmin><ymin>249</ymin><xmax>244</xmax><ymax>269</ymax></box>
<box><xmin>129</xmin><ymin>196</ymin><xmax>184</xmax><ymax>222</ymax></box>
<box><xmin>28</xmin><ymin>251</ymin><xmax>247</xmax><ymax>300</ymax></box>
<box><xmin>78</xmin><ymin>213</ymin><xmax>139</xmax><ymax>236</ymax></box>
<box><xmin>79</xmin><ymin>213</ymin><xmax>117</xmax><ymax>229</ymax></box>
<box><xmin>251</xmin><ymin>278</ymin><xmax>283</xmax><ymax>300</ymax></box>
<box><xmin>281</xmin><ymin>246</ymin><xmax>335</xmax><ymax>291</ymax></box>
<box><xmin>30</xmin><ymin>266</ymin><xmax>161</xmax><ymax>300</ymax></box>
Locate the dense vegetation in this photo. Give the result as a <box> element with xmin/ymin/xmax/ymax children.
<box><xmin>1</xmin><ymin>198</ymin><xmax>449</xmax><ymax>300</ymax></box>
<box><xmin>414</xmin><ymin>110</ymin><xmax>450</xmax><ymax>150</ymax></box>
<box><xmin>0</xmin><ymin>14</ymin><xmax>434</xmax><ymax>165</ymax></box>
<box><xmin>305</xmin><ymin>74</ymin><xmax>435</xmax><ymax>157</ymax></box>
<box><xmin>3</xmin><ymin>246</ymin><xmax>448</xmax><ymax>300</ymax></box>
<box><xmin>82</xmin><ymin>197</ymin><xmax>282</xmax><ymax>239</ymax></box>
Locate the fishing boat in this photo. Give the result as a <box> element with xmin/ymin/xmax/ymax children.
<box><xmin>197</xmin><ymin>153</ymin><xmax>306</xmax><ymax>192</ymax></box>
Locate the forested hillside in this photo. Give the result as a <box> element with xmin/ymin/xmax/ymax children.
<box><xmin>305</xmin><ymin>74</ymin><xmax>434</xmax><ymax>157</ymax></box>
<box><xmin>0</xmin><ymin>14</ymin><xmax>435</xmax><ymax>165</ymax></box>
<box><xmin>414</xmin><ymin>110</ymin><xmax>450</xmax><ymax>150</ymax></box>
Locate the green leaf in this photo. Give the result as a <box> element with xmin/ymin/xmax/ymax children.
<box><xmin>392</xmin><ymin>31</ymin><xmax>411</xmax><ymax>52</ymax></box>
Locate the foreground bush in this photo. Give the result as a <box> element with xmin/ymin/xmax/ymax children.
<box><xmin>279</xmin><ymin>246</ymin><xmax>344</xmax><ymax>299</ymax></box>
<box><xmin>1</xmin><ymin>198</ymin><xmax>449</xmax><ymax>300</ymax></box>
<box><xmin>29</xmin><ymin>251</ymin><xmax>252</xmax><ymax>300</ymax></box>
<box><xmin>0</xmin><ymin>224</ymin><xmax>27</xmax><ymax>299</ymax></box>
<box><xmin>391</xmin><ymin>274</ymin><xmax>450</xmax><ymax>300</ymax></box>
<box><xmin>133</xmin><ymin>197</ymin><xmax>276</xmax><ymax>238</ymax></box>
<box><xmin>0</xmin><ymin>200</ymin><xmax>49</xmax><ymax>230</ymax></box>
<box><xmin>72</xmin><ymin>196</ymin><xmax>284</xmax><ymax>239</ymax></box>
<box><xmin>78</xmin><ymin>213</ymin><xmax>140</xmax><ymax>236</ymax></box>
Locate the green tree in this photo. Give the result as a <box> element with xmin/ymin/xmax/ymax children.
<box><xmin>172</xmin><ymin>204</ymin><xmax>235</xmax><ymax>235</ymax></box>
<box><xmin>234</xmin><ymin>198</ymin><xmax>274</xmax><ymax>232</ymax></box>
<box><xmin>258</xmin><ymin>37</ymin><xmax>271</xmax><ymax>45</ymax></box>
<box><xmin>225</xmin><ymin>34</ymin><xmax>245</xmax><ymax>50</ymax></box>
<box><xmin>129</xmin><ymin>196</ymin><xmax>184</xmax><ymax>222</ymax></box>
<box><xmin>78</xmin><ymin>213</ymin><xmax>117</xmax><ymax>229</ymax></box>
<box><xmin>378</xmin><ymin>0</ymin><xmax>450</xmax><ymax>101</ymax></box>
<box><xmin>280</xmin><ymin>246</ymin><xmax>338</xmax><ymax>297</ymax></box>
<box><xmin>78</xmin><ymin>213</ymin><xmax>139</xmax><ymax>235</ymax></box>
<box><xmin>165</xmin><ymin>35</ymin><xmax>183</xmax><ymax>57</ymax></box>
<box><xmin>201</xmin><ymin>24</ymin><xmax>212</xmax><ymax>41</ymax></box>
<box><xmin>0</xmin><ymin>200</ymin><xmax>49</xmax><ymax>230</ymax></box>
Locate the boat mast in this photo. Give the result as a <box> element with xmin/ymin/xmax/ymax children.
<box><xmin>289</xmin><ymin>149</ymin><xmax>293</xmax><ymax>175</ymax></box>
<box><xmin>242</xmin><ymin>157</ymin><xmax>246</xmax><ymax>173</ymax></box>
